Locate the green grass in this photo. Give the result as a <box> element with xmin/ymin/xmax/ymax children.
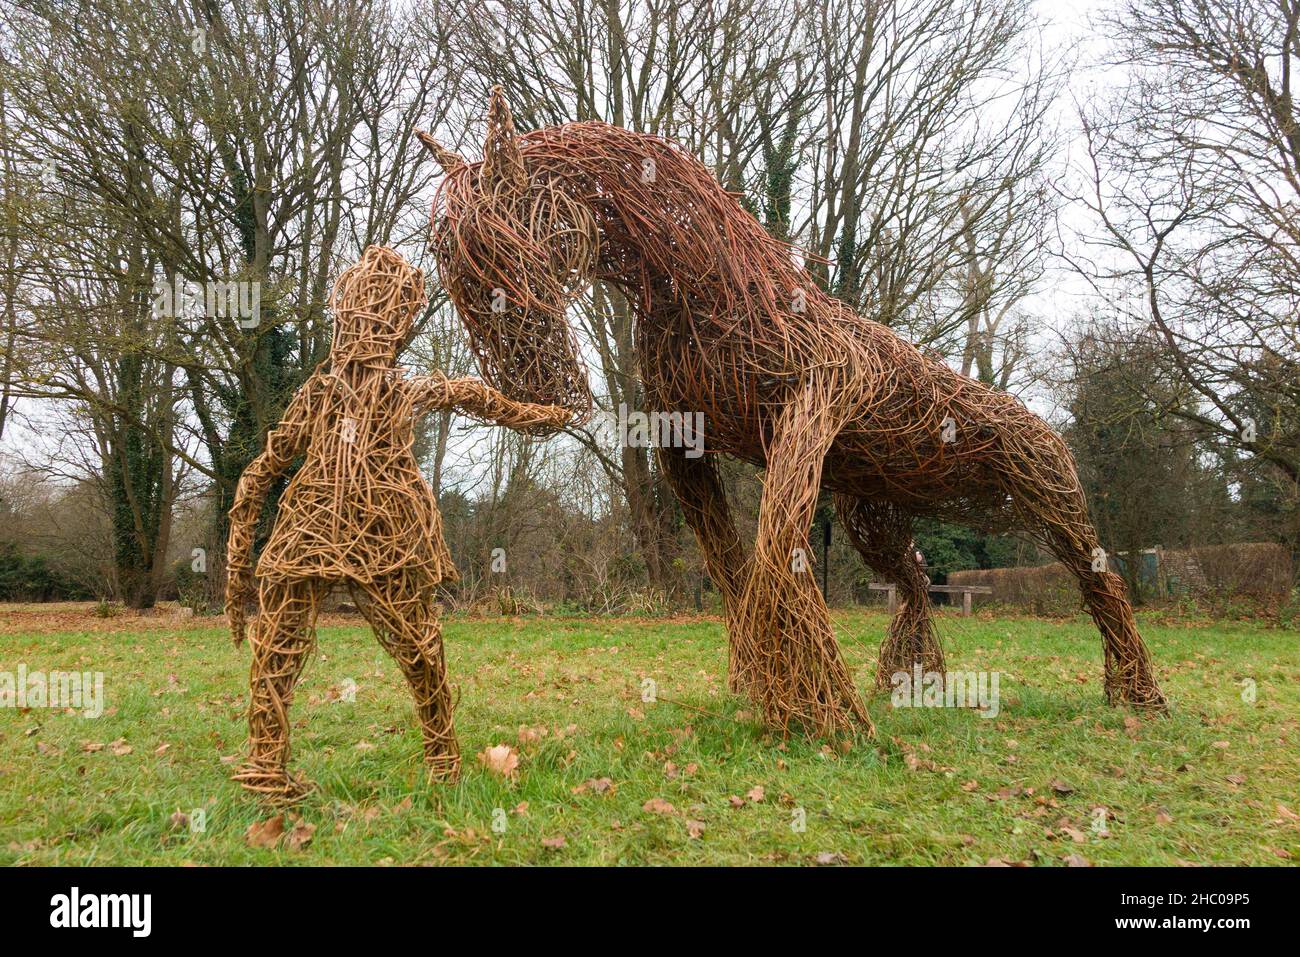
<box><xmin>1</xmin><ymin>605</ymin><xmax>1297</xmax><ymax>865</ymax></box>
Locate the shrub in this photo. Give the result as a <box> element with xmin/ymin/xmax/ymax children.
<box><xmin>948</xmin><ymin>542</ymin><xmax>1294</xmax><ymax>615</ymax></box>
<box><xmin>0</xmin><ymin>542</ymin><xmax>93</xmax><ymax>602</ymax></box>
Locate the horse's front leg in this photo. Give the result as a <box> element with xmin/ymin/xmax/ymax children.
<box><xmin>656</xmin><ymin>445</ymin><xmax>752</xmax><ymax>693</ymax></box>
<box><xmin>734</xmin><ymin>381</ymin><xmax>873</xmax><ymax>739</ymax></box>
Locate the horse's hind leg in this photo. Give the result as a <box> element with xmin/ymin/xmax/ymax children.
<box><xmin>1040</xmin><ymin>520</ymin><xmax>1166</xmax><ymax>709</ymax></box>
<box><xmin>657</xmin><ymin>445</ymin><xmax>753</xmax><ymax>694</ymax></box>
<box><xmin>1005</xmin><ymin>428</ymin><xmax>1166</xmax><ymax>710</ymax></box>
<box><xmin>734</xmin><ymin>380</ymin><xmax>872</xmax><ymax>738</ymax></box>
<box><xmin>834</xmin><ymin>495</ymin><xmax>945</xmax><ymax>691</ymax></box>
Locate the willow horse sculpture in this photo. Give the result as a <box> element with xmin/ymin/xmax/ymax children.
<box><xmin>418</xmin><ymin>89</ymin><xmax>1167</xmax><ymax>739</ymax></box>
<box><xmin>226</xmin><ymin>245</ymin><xmax>567</xmax><ymax>801</ymax></box>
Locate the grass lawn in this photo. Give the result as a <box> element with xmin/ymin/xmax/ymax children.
<box><xmin>1</xmin><ymin>602</ymin><xmax>1297</xmax><ymax>866</ymax></box>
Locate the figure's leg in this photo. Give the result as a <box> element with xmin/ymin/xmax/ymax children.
<box><xmin>1003</xmin><ymin>426</ymin><xmax>1166</xmax><ymax>709</ymax></box>
<box><xmin>834</xmin><ymin>495</ymin><xmax>945</xmax><ymax>691</ymax></box>
<box><xmin>351</xmin><ymin>574</ymin><xmax>460</xmax><ymax>780</ymax></box>
<box><xmin>656</xmin><ymin>445</ymin><xmax>754</xmax><ymax>693</ymax></box>
<box><xmin>733</xmin><ymin>382</ymin><xmax>873</xmax><ymax>738</ymax></box>
<box><xmin>234</xmin><ymin>576</ymin><xmax>326</xmax><ymax>802</ymax></box>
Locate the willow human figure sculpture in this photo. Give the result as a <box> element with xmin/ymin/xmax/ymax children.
<box><xmin>225</xmin><ymin>245</ymin><xmax>567</xmax><ymax>801</ymax></box>
<box><xmin>418</xmin><ymin>89</ymin><xmax>1167</xmax><ymax>740</ymax></box>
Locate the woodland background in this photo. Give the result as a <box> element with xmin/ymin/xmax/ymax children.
<box><xmin>0</xmin><ymin>0</ymin><xmax>1295</xmax><ymax>616</ymax></box>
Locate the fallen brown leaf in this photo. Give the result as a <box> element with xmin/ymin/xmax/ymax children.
<box><xmin>285</xmin><ymin>817</ymin><xmax>315</xmax><ymax>851</ymax></box>
<box><xmin>244</xmin><ymin>815</ymin><xmax>285</xmax><ymax>849</ymax></box>
<box><xmin>477</xmin><ymin>744</ymin><xmax>520</xmax><ymax>778</ymax></box>
<box><xmin>517</xmin><ymin>725</ymin><xmax>547</xmax><ymax>745</ymax></box>
<box><xmin>642</xmin><ymin>797</ymin><xmax>676</xmax><ymax>815</ymax></box>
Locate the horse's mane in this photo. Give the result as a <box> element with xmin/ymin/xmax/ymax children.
<box><xmin>521</xmin><ymin>121</ymin><xmax>818</xmax><ymax>333</ymax></box>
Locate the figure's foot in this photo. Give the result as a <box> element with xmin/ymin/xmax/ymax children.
<box><xmin>232</xmin><ymin>764</ymin><xmax>315</xmax><ymax>804</ymax></box>
<box><xmin>425</xmin><ymin>751</ymin><xmax>461</xmax><ymax>784</ymax></box>
<box><xmin>732</xmin><ymin>600</ymin><xmax>873</xmax><ymax>739</ymax></box>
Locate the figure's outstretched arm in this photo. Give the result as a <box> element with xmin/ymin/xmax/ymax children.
<box><xmin>408</xmin><ymin>373</ymin><xmax>570</xmax><ymax>431</ymax></box>
<box><xmin>225</xmin><ymin>385</ymin><xmax>314</xmax><ymax>645</ymax></box>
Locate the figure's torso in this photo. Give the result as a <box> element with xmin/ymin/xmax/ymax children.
<box><xmin>257</xmin><ymin>372</ymin><xmax>455</xmax><ymax>585</ymax></box>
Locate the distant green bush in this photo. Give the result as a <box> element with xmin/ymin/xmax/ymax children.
<box><xmin>0</xmin><ymin>542</ymin><xmax>92</xmax><ymax>602</ymax></box>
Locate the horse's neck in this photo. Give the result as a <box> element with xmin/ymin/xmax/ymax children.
<box><xmin>559</xmin><ymin>136</ymin><xmax>810</xmax><ymax>339</ymax></box>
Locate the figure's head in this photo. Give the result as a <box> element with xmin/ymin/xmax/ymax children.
<box><xmin>329</xmin><ymin>245</ymin><xmax>425</xmax><ymax>364</ymax></box>
<box><xmin>419</xmin><ymin>87</ymin><xmax>596</xmax><ymax>421</ymax></box>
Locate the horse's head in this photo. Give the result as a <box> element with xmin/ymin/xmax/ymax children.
<box><xmin>419</xmin><ymin>88</ymin><xmax>597</xmax><ymax>426</ymax></box>
<box><xmin>329</xmin><ymin>245</ymin><xmax>425</xmax><ymax>365</ymax></box>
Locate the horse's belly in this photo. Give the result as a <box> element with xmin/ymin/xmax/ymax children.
<box><xmin>643</xmin><ymin>346</ymin><xmax>1013</xmax><ymax>514</ymax></box>
<box><xmin>822</xmin><ymin>429</ymin><xmax>1009</xmax><ymax>513</ymax></box>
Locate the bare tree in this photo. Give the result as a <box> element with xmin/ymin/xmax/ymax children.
<box><xmin>799</xmin><ymin>0</ymin><xmax>1059</xmax><ymax>361</ymax></box>
<box><xmin>1065</xmin><ymin>0</ymin><xmax>1300</xmax><ymax>568</ymax></box>
<box><xmin>2</xmin><ymin>0</ymin><xmax>465</xmax><ymax>601</ymax></box>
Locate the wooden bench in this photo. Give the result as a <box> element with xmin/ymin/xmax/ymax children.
<box><xmin>867</xmin><ymin>582</ymin><xmax>993</xmax><ymax>617</ymax></box>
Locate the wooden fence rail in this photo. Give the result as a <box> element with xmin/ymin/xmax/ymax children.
<box><xmin>867</xmin><ymin>583</ymin><xmax>993</xmax><ymax>617</ymax></box>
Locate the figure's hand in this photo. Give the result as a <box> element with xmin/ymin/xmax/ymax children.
<box><xmin>535</xmin><ymin>404</ymin><xmax>572</xmax><ymax>430</ymax></box>
<box><xmin>227</xmin><ymin>567</ymin><xmax>253</xmax><ymax>646</ymax></box>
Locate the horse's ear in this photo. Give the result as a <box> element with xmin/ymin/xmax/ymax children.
<box><xmin>415</xmin><ymin>130</ymin><xmax>466</xmax><ymax>174</ymax></box>
<box><xmin>481</xmin><ymin>85</ymin><xmax>528</xmax><ymax>189</ymax></box>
